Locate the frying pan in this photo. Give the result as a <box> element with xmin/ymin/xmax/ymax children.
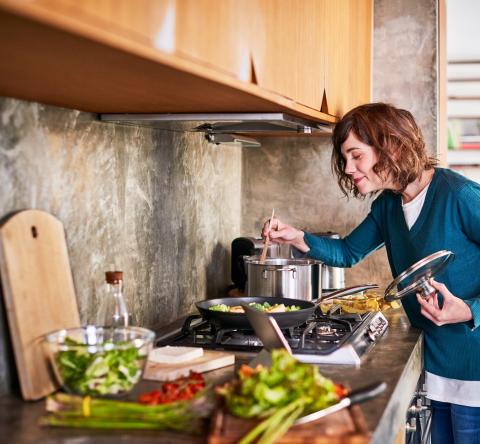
<box><xmin>195</xmin><ymin>284</ymin><xmax>378</xmax><ymax>330</ymax></box>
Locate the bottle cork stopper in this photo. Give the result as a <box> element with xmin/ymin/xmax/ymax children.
<box><xmin>105</xmin><ymin>271</ymin><xmax>123</xmax><ymax>284</ymax></box>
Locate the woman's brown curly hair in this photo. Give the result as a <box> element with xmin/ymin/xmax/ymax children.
<box><xmin>331</xmin><ymin>103</ymin><xmax>438</xmax><ymax>198</ymax></box>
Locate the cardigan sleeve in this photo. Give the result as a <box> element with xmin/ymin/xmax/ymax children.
<box><xmin>457</xmin><ymin>184</ymin><xmax>480</xmax><ymax>329</ymax></box>
<box><xmin>303</xmin><ymin>203</ymin><xmax>385</xmax><ymax>267</ymax></box>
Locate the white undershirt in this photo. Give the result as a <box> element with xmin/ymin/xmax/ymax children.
<box><xmin>402</xmin><ymin>184</ymin><xmax>480</xmax><ymax>407</ymax></box>
<box><xmin>401</xmin><ymin>183</ymin><xmax>430</xmax><ymax>227</ymax></box>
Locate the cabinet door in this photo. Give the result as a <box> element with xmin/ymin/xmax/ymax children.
<box><xmin>347</xmin><ymin>0</ymin><xmax>372</xmax><ymax>111</ymax></box>
<box><xmin>250</xmin><ymin>0</ymin><xmax>298</xmax><ymax>101</ymax></box>
<box><xmin>250</xmin><ymin>0</ymin><xmax>327</xmax><ymax>112</ymax></box>
<box><xmin>30</xmin><ymin>0</ymin><xmax>170</xmax><ymax>44</ymax></box>
<box><xmin>28</xmin><ymin>0</ymin><xmax>253</xmax><ymax>81</ymax></box>
<box><xmin>324</xmin><ymin>0</ymin><xmax>372</xmax><ymax>117</ymax></box>
<box><xmin>174</xmin><ymin>0</ymin><xmax>253</xmax><ymax>81</ymax></box>
<box><xmin>295</xmin><ymin>0</ymin><xmax>325</xmax><ymax>111</ymax></box>
<box><xmin>22</xmin><ymin>0</ymin><xmax>370</xmax><ymax>116</ymax></box>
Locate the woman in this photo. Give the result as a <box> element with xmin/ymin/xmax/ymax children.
<box><xmin>263</xmin><ymin>103</ymin><xmax>480</xmax><ymax>444</ymax></box>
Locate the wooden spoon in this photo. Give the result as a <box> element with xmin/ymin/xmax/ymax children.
<box><xmin>259</xmin><ymin>208</ymin><xmax>275</xmax><ymax>264</ymax></box>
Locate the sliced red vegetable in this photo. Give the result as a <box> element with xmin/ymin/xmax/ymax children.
<box><xmin>138</xmin><ymin>371</ymin><xmax>206</xmax><ymax>405</ymax></box>
<box><xmin>239</xmin><ymin>364</ymin><xmax>255</xmax><ymax>378</ymax></box>
<box><xmin>334</xmin><ymin>383</ymin><xmax>348</xmax><ymax>398</ymax></box>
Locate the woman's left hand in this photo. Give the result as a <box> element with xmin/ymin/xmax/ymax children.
<box><xmin>416</xmin><ymin>279</ymin><xmax>473</xmax><ymax>326</ymax></box>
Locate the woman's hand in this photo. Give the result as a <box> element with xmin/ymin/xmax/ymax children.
<box><xmin>261</xmin><ymin>217</ymin><xmax>310</xmax><ymax>253</ymax></box>
<box><xmin>416</xmin><ymin>279</ymin><xmax>473</xmax><ymax>326</ymax></box>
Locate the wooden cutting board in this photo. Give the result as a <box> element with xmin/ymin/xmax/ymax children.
<box><xmin>144</xmin><ymin>350</ymin><xmax>235</xmax><ymax>381</ymax></box>
<box><xmin>208</xmin><ymin>404</ymin><xmax>370</xmax><ymax>444</ymax></box>
<box><xmin>0</xmin><ymin>210</ymin><xmax>80</xmax><ymax>400</ymax></box>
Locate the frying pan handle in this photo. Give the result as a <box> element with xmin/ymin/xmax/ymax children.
<box><xmin>348</xmin><ymin>381</ymin><xmax>387</xmax><ymax>406</ymax></box>
<box><xmin>318</xmin><ymin>284</ymin><xmax>379</xmax><ymax>304</ymax></box>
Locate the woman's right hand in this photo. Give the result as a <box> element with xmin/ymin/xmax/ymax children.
<box><xmin>262</xmin><ymin>217</ymin><xmax>310</xmax><ymax>253</ymax></box>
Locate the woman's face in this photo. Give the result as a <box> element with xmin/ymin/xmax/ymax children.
<box><xmin>341</xmin><ymin>131</ymin><xmax>388</xmax><ymax>195</ymax></box>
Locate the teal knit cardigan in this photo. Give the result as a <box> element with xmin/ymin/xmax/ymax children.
<box><xmin>304</xmin><ymin>168</ymin><xmax>480</xmax><ymax>380</ymax></box>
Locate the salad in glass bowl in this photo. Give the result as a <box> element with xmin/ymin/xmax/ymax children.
<box><xmin>44</xmin><ymin>325</ymin><xmax>155</xmax><ymax>397</ymax></box>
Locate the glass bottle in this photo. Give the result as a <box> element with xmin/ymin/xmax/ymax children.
<box><xmin>97</xmin><ymin>271</ymin><xmax>130</xmax><ymax>327</ymax></box>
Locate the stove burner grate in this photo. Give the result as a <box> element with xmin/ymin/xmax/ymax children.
<box><xmin>156</xmin><ymin>311</ymin><xmax>372</xmax><ymax>354</ymax></box>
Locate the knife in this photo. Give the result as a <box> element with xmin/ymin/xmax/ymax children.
<box><xmin>294</xmin><ymin>381</ymin><xmax>387</xmax><ymax>425</ymax></box>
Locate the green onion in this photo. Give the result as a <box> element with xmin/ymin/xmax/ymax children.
<box><xmin>40</xmin><ymin>392</ymin><xmax>206</xmax><ymax>432</ymax></box>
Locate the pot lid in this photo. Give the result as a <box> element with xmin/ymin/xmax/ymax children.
<box><xmin>384</xmin><ymin>250</ymin><xmax>455</xmax><ymax>301</ymax></box>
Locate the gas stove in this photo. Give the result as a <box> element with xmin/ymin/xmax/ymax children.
<box><xmin>156</xmin><ymin>309</ymin><xmax>388</xmax><ymax>365</ymax></box>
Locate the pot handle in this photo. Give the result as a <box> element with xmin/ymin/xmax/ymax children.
<box><xmin>240</xmin><ymin>255</ymin><xmax>250</xmax><ymax>276</ymax></box>
<box><xmin>262</xmin><ymin>267</ymin><xmax>297</xmax><ymax>279</ymax></box>
<box><xmin>318</xmin><ymin>284</ymin><xmax>379</xmax><ymax>304</ymax></box>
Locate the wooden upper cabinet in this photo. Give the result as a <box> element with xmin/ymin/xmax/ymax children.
<box><xmin>27</xmin><ymin>0</ymin><xmax>170</xmax><ymax>42</ymax></box>
<box><xmin>250</xmin><ymin>0</ymin><xmax>372</xmax><ymax>114</ymax></box>
<box><xmin>0</xmin><ymin>0</ymin><xmax>370</xmax><ymax>121</ymax></box>
<box><xmin>252</xmin><ymin>0</ymin><xmax>372</xmax><ymax>114</ymax></box>
<box><xmin>174</xmin><ymin>0</ymin><xmax>253</xmax><ymax>81</ymax></box>
<box><xmin>27</xmin><ymin>0</ymin><xmax>253</xmax><ymax>81</ymax></box>
<box><xmin>324</xmin><ymin>0</ymin><xmax>372</xmax><ymax>117</ymax></box>
<box><xmin>250</xmin><ymin>0</ymin><xmax>298</xmax><ymax>101</ymax></box>
<box><xmin>295</xmin><ymin>0</ymin><xmax>326</xmax><ymax>111</ymax></box>
<box><xmin>250</xmin><ymin>0</ymin><xmax>326</xmax><ymax>111</ymax></box>
<box><xmin>62</xmin><ymin>0</ymin><xmax>343</xmax><ymax>113</ymax></box>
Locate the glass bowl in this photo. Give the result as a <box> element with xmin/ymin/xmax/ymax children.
<box><xmin>44</xmin><ymin>325</ymin><xmax>155</xmax><ymax>397</ymax></box>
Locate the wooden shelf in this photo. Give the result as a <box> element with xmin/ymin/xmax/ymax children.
<box><xmin>0</xmin><ymin>1</ymin><xmax>337</xmax><ymax>124</ymax></box>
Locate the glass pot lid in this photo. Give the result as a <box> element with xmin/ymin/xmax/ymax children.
<box><xmin>384</xmin><ymin>250</ymin><xmax>455</xmax><ymax>301</ymax></box>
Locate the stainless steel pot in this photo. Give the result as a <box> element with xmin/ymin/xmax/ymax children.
<box><xmin>244</xmin><ymin>256</ymin><xmax>323</xmax><ymax>301</ymax></box>
<box><xmin>322</xmin><ymin>265</ymin><xmax>345</xmax><ymax>291</ymax></box>
<box><xmin>314</xmin><ymin>232</ymin><xmax>346</xmax><ymax>290</ymax></box>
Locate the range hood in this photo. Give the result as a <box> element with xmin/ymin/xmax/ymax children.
<box><xmin>100</xmin><ymin>113</ymin><xmax>333</xmax><ymax>147</ymax></box>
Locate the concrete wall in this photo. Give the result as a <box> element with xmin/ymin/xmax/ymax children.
<box><xmin>0</xmin><ymin>98</ymin><xmax>243</xmax><ymax>324</ymax></box>
<box><xmin>0</xmin><ymin>98</ymin><xmax>242</xmax><ymax>394</ymax></box>
<box><xmin>374</xmin><ymin>0</ymin><xmax>438</xmax><ymax>153</ymax></box>
<box><xmin>241</xmin><ymin>0</ymin><xmax>438</xmax><ymax>287</ymax></box>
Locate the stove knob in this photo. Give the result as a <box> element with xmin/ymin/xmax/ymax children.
<box><xmin>367</xmin><ymin>331</ymin><xmax>377</xmax><ymax>342</ymax></box>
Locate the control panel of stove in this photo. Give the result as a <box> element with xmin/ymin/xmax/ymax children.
<box><xmin>366</xmin><ymin>312</ymin><xmax>388</xmax><ymax>342</ymax></box>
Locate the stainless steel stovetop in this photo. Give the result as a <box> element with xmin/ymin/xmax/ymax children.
<box><xmin>156</xmin><ymin>309</ymin><xmax>388</xmax><ymax>365</ymax></box>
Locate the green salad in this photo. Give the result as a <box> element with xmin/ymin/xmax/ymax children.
<box><xmin>55</xmin><ymin>337</ymin><xmax>144</xmax><ymax>396</ymax></box>
<box><xmin>208</xmin><ymin>302</ymin><xmax>301</xmax><ymax>313</ymax></box>
<box><xmin>217</xmin><ymin>349</ymin><xmax>340</xmax><ymax>419</ymax></box>
<box><xmin>216</xmin><ymin>349</ymin><xmax>342</xmax><ymax>443</ymax></box>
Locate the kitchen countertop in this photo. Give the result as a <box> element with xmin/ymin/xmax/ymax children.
<box><xmin>318</xmin><ymin>310</ymin><xmax>423</xmax><ymax>444</ymax></box>
<box><xmin>0</xmin><ymin>309</ymin><xmax>422</xmax><ymax>444</ymax></box>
